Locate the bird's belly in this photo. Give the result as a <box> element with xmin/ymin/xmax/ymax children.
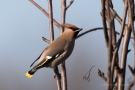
<box><xmin>50</xmin><ymin>42</ymin><xmax>75</xmax><ymax>68</ymax></box>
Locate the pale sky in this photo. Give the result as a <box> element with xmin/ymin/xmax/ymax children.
<box><xmin>0</xmin><ymin>0</ymin><xmax>134</xmax><ymax>90</ymax></box>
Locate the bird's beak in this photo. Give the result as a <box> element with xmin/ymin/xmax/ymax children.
<box><xmin>76</xmin><ymin>28</ymin><xmax>83</xmax><ymax>32</ymax></box>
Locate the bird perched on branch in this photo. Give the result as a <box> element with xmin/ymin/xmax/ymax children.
<box><xmin>26</xmin><ymin>23</ymin><xmax>82</xmax><ymax>78</ymax></box>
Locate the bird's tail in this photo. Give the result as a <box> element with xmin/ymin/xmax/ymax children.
<box><xmin>25</xmin><ymin>67</ymin><xmax>38</xmax><ymax>78</ymax></box>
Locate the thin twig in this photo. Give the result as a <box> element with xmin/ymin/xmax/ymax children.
<box><xmin>118</xmin><ymin>2</ymin><xmax>131</xmax><ymax>90</ymax></box>
<box><xmin>128</xmin><ymin>65</ymin><xmax>135</xmax><ymax>89</ymax></box>
<box><xmin>76</xmin><ymin>27</ymin><xmax>103</xmax><ymax>39</ymax></box>
<box><xmin>61</xmin><ymin>0</ymin><xmax>67</xmax><ymax>90</ymax></box>
<box><xmin>48</xmin><ymin>0</ymin><xmax>61</xmax><ymax>90</ymax></box>
<box><xmin>127</xmin><ymin>81</ymin><xmax>134</xmax><ymax>90</ymax></box>
<box><xmin>66</xmin><ymin>0</ymin><xmax>74</xmax><ymax>10</ymax></box>
<box><xmin>128</xmin><ymin>65</ymin><xmax>135</xmax><ymax>76</ymax></box>
<box><xmin>108</xmin><ymin>1</ymin><xmax>117</xmax><ymax>51</ymax></box>
<box><xmin>117</xmin><ymin>1</ymin><xmax>128</xmax><ymax>90</ymax></box>
<box><xmin>29</xmin><ymin>0</ymin><xmax>60</xmax><ymax>28</ymax></box>
<box><xmin>42</xmin><ymin>28</ymin><xmax>134</xmax><ymax>42</ymax></box>
<box><xmin>42</xmin><ymin>37</ymin><xmax>50</xmax><ymax>44</ymax></box>
<box><xmin>48</xmin><ymin>0</ymin><xmax>54</xmax><ymax>41</ymax></box>
<box><xmin>117</xmin><ymin>0</ymin><xmax>128</xmax><ymax>50</ymax></box>
<box><xmin>75</xmin><ymin>27</ymin><xmax>134</xmax><ymax>40</ymax></box>
<box><xmin>110</xmin><ymin>8</ymin><xmax>122</xmax><ymax>25</ymax></box>
<box><xmin>101</xmin><ymin>0</ymin><xmax>109</xmax><ymax>47</ymax></box>
<box><xmin>97</xmin><ymin>69</ymin><xmax>107</xmax><ymax>82</ymax></box>
<box><xmin>83</xmin><ymin>66</ymin><xmax>107</xmax><ymax>82</ymax></box>
<box><xmin>61</xmin><ymin>0</ymin><xmax>66</xmax><ymax>33</ymax></box>
<box><xmin>128</xmin><ymin>0</ymin><xmax>135</xmax><ymax>87</ymax></box>
<box><xmin>111</xmin><ymin>2</ymin><xmax>128</xmax><ymax>90</ymax></box>
<box><xmin>111</xmin><ymin>2</ymin><xmax>128</xmax><ymax>86</ymax></box>
<box><xmin>54</xmin><ymin>67</ymin><xmax>62</xmax><ymax>90</ymax></box>
<box><xmin>100</xmin><ymin>8</ymin><xmax>122</xmax><ymax>25</ymax></box>
<box><xmin>108</xmin><ymin>1</ymin><xmax>117</xmax><ymax>85</ymax></box>
<box><xmin>106</xmin><ymin>0</ymin><xmax>113</xmax><ymax>89</ymax></box>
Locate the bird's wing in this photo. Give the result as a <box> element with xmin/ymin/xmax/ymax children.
<box><xmin>30</xmin><ymin>38</ymin><xmax>67</xmax><ymax>67</ymax></box>
<box><xmin>30</xmin><ymin>49</ymin><xmax>46</xmax><ymax>67</ymax></box>
<box><xmin>37</xmin><ymin>38</ymin><xmax>67</xmax><ymax>66</ymax></box>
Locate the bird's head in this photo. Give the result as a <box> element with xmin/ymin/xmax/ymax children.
<box><xmin>60</xmin><ymin>23</ymin><xmax>82</xmax><ymax>38</ymax></box>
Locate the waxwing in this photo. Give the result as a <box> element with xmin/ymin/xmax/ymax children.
<box><xmin>26</xmin><ymin>23</ymin><xmax>82</xmax><ymax>78</ymax></box>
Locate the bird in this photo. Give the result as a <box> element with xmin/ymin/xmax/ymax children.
<box><xmin>25</xmin><ymin>23</ymin><xmax>82</xmax><ymax>78</ymax></box>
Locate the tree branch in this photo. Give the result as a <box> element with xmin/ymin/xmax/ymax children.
<box><xmin>48</xmin><ymin>0</ymin><xmax>54</xmax><ymax>41</ymax></box>
<box><xmin>116</xmin><ymin>0</ymin><xmax>128</xmax><ymax>50</ymax></box>
<box><xmin>29</xmin><ymin>0</ymin><xmax>60</xmax><ymax>28</ymax></box>
<box><xmin>48</xmin><ymin>0</ymin><xmax>61</xmax><ymax>90</ymax></box>
<box><xmin>97</xmin><ymin>69</ymin><xmax>107</xmax><ymax>82</ymax></box>
<box><xmin>101</xmin><ymin>0</ymin><xmax>109</xmax><ymax>47</ymax></box>
<box><xmin>42</xmin><ymin>27</ymin><xmax>134</xmax><ymax>42</ymax></box>
<box><xmin>110</xmin><ymin>8</ymin><xmax>122</xmax><ymax>25</ymax></box>
<box><xmin>66</xmin><ymin>0</ymin><xmax>74</xmax><ymax>10</ymax></box>
<box><xmin>60</xmin><ymin>0</ymin><xmax>68</xmax><ymax>90</ymax></box>
<box><xmin>118</xmin><ymin>4</ymin><xmax>131</xmax><ymax>90</ymax></box>
<box><xmin>128</xmin><ymin>65</ymin><xmax>135</xmax><ymax>76</ymax></box>
<box><xmin>128</xmin><ymin>0</ymin><xmax>135</xmax><ymax>87</ymax></box>
<box><xmin>127</xmin><ymin>81</ymin><xmax>134</xmax><ymax>90</ymax></box>
<box><xmin>106</xmin><ymin>0</ymin><xmax>113</xmax><ymax>89</ymax></box>
<box><xmin>83</xmin><ymin>66</ymin><xmax>107</xmax><ymax>82</ymax></box>
<box><xmin>107</xmin><ymin>1</ymin><xmax>118</xmax><ymax>85</ymax></box>
<box><xmin>42</xmin><ymin>37</ymin><xmax>50</xmax><ymax>44</ymax></box>
<box><xmin>76</xmin><ymin>27</ymin><xmax>103</xmax><ymax>39</ymax></box>
<box><xmin>77</xmin><ymin>27</ymin><xmax>133</xmax><ymax>39</ymax></box>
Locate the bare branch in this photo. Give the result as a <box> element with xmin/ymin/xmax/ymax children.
<box><xmin>118</xmin><ymin>7</ymin><xmax>131</xmax><ymax>90</ymax></box>
<box><xmin>29</xmin><ymin>0</ymin><xmax>60</xmax><ymax>28</ymax></box>
<box><xmin>116</xmin><ymin>0</ymin><xmax>128</xmax><ymax>50</ymax></box>
<box><xmin>97</xmin><ymin>69</ymin><xmax>107</xmax><ymax>82</ymax></box>
<box><xmin>41</xmin><ymin>27</ymin><xmax>134</xmax><ymax>43</ymax></box>
<box><xmin>128</xmin><ymin>65</ymin><xmax>135</xmax><ymax>75</ymax></box>
<box><xmin>61</xmin><ymin>0</ymin><xmax>66</xmax><ymax>33</ymax></box>
<box><xmin>76</xmin><ymin>27</ymin><xmax>103</xmax><ymax>39</ymax></box>
<box><xmin>42</xmin><ymin>37</ymin><xmax>50</xmax><ymax>44</ymax></box>
<box><xmin>110</xmin><ymin>3</ymin><xmax>128</xmax><ymax>90</ymax></box>
<box><xmin>83</xmin><ymin>65</ymin><xmax>107</xmax><ymax>83</ymax></box>
<box><xmin>101</xmin><ymin>0</ymin><xmax>109</xmax><ymax>47</ymax></box>
<box><xmin>105</xmin><ymin>2</ymin><xmax>118</xmax><ymax>84</ymax></box>
<box><xmin>54</xmin><ymin>67</ymin><xmax>62</xmax><ymax>90</ymax></box>
<box><xmin>61</xmin><ymin>0</ymin><xmax>67</xmax><ymax>90</ymax></box>
<box><xmin>106</xmin><ymin>0</ymin><xmax>113</xmax><ymax>89</ymax></box>
<box><xmin>110</xmin><ymin>8</ymin><xmax>122</xmax><ymax>25</ymax></box>
<box><xmin>66</xmin><ymin>0</ymin><xmax>74</xmax><ymax>10</ymax></box>
<box><xmin>100</xmin><ymin>8</ymin><xmax>122</xmax><ymax>25</ymax></box>
<box><xmin>76</xmin><ymin>27</ymin><xmax>134</xmax><ymax>39</ymax></box>
<box><xmin>48</xmin><ymin>0</ymin><xmax>54</xmax><ymax>41</ymax></box>
<box><xmin>128</xmin><ymin>0</ymin><xmax>135</xmax><ymax>87</ymax></box>
<box><xmin>127</xmin><ymin>81</ymin><xmax>134</xmax><ymax>90</ymax></box>
<box><xmin>48</xmin><ymin>0</ymin><xmax>61</xmax><ymax>89</ymax></box>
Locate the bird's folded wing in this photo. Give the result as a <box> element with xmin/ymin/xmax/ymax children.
<box><xmin>30</xmin><ymin>49</ymin><xmax>46</xmax><ymax>67</ymax></box>
<box><xmin>30</xmin><ymin>38</ymin><xmax>67</xmax><ymax>67</ymax></box>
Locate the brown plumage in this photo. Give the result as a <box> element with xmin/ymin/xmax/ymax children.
<box><xmin>60</xmin><ymin>23</ymin><xmax>79</xmax><ymax>30</ymax></box>
<box><xmin>25</xmin><ymin>23</ymin><xmax>82</xmax><ymax>78</ymax></box>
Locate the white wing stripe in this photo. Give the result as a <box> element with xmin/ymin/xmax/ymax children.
<box><xmin>46</xmin><ymin>56</ymin><xmax>52</xmax><ymax>59</ymax></box>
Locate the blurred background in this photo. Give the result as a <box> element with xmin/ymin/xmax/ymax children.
<box><xmin>0</xmin><ymin>0</ymin><xmax>134</xmax><ymax>90</ymax></box>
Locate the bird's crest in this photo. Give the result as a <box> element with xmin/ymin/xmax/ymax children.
<box><xmin>60</xmin><ymin>23</ymin><xmax>79</xmax><ymax>30</ymax></box>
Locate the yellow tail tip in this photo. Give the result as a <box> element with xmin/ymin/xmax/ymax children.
<box><xmin>25</xmin><ymin>72</ymin><xmax>33</xmax><ymax>78</ymax></box>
